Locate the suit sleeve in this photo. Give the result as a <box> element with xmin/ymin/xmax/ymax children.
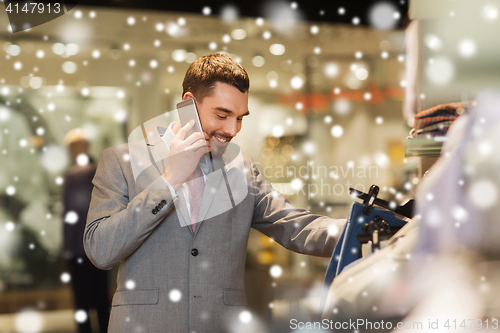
<box><xmin>84</xmin><ymin>147</ymin><xmax>175</xmax><ymax>270</ymax></box>
<box><xmin>249</xmin><ymin>159</ymin><xmax>346</xmax><ymax>257</ymax></box>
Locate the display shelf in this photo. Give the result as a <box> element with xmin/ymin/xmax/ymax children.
<box><xmin>405</xmin><ymin>137</ymin><xmax>446</xmax><ymax>157</ymax></box>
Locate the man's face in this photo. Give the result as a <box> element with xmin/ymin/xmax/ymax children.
<box><xmin>189</xmin><ymin>82</ymin><xmax>249</xmax><ymax>156</ymax></box>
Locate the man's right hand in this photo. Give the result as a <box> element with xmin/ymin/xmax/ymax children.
<box><xmin>163</xmin><ymin>120</ymin><xmax>210</xmax><ymax>191</ymax></box>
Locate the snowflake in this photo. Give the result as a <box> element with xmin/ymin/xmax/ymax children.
<box><xmin>239</xmin><ymin>311</ymin><xmax>252</xmax><ymax>324</ymax></box>
<box><xmin>75</xmin><ymin>309</ymin><xmax>88</xmax><ymax>323</ymax></box>
<box><xmin>60</xmin><ymin>272</ymin><xmax>71</xmax><ymax>283</ymax></box>
<box><xmin>6</xmin><ymin>186</ymin><xmax>15</xmax><ymax>196</ymax></box>
<box><xmin>269</xmin><ymin>265</ymin><xmax>282</xmax><ymax>278</ymax></box>
<box><xmin>331</xmin><ymin>125</ymin><xmax>343</xmax><ymax>138</ymax></box>
<box><xmin>208</xmin><ymin>42</ymin><xmax>217</xmax><ymax>50</ymax></box>
<box><xmin>5</xmin><ymin>222</ymin><xmax>15</xmax><ymax>232</ymax></box>
<box><xmin>169</xmin><ymin>289</ymin><xmax>182</xmax><ymax>302</ymax></box>
<box><xmin>469</xmin><ymin>179</ymin><xmax>498</xmax><ymax>209</ymax></box>
<box><xmin>149</xmin><ymin>60</ymin><xmax>158</xmax><ymax>69</ymax></box>
<box><xmin>327</xmin><ymin>224</ymin><xmax>339</xmax><ymax>236</ymax></box>
<box><xmin>64</xmin><ymin>211</ymin><xmax>78</xmax><ymax>224</ymax></box>
<box><xmin>76</xmin><ymin>154</ymin><xmax>89</xmax><ymax>166</ymax></box>
<box><xmin>14</xmin><ymin>310</ymin><xmax>43</xmax><ymax>332</ymax></box>
<box><xmin>202</xmin><ymin>6</ymin><xmax>211</xmax><ymax>16</ymax></box>
<box><xmin>369</xmin><ymin>2</ymin><xmax>399</xmax><ymax>30</ymax></box>
<box><xmin>451</xmin><ymin>205</ymin><xmax>468</xmax><ymax>221</ymax></box>
<box><xmin>126</xmin><ymin>280</ymin><xmax>136</xmax><ymax>290</ymax></box>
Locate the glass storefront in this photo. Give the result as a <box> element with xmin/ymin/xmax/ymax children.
<box><xmin>0</xmin><ymin>2</ymin><xmax>417</xmax><ymax>330</ymax></box>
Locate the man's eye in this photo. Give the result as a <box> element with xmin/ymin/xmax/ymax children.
<box><xmin>217</xmin><ymin>114</ymin><xmax>227</xmax><ymax>119</ymax></box>
<box><xmin>237</xmin><ymin>118</ymin><xmax>243</xmax><ymax>121</ymax></box>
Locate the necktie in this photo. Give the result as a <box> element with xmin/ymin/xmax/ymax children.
<box><xmin>187</xmin><ymin>166</ymin><xmax>204</xmax><ymax>232</ymax></box>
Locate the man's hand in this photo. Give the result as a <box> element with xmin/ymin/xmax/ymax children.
<box><xmin>163</xmin><ymin>120</ymin><xmax>210</xmax><ymax>191</ymax></box>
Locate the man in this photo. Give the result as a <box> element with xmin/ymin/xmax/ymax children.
<box><xmin>63</xmin><ymin>129</ymin><xmax>109</xmax><ymax>333</ymax></box>
<box><xmin>84</xmin><ymin>53</ymin><xmax>345</xmax><ymax>333</ymax></box>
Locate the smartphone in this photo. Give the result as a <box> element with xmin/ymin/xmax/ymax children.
<box><xmin>176</xmin><ymin>98</ymin><xmax>203</xmax><ymax>138</ymax></box>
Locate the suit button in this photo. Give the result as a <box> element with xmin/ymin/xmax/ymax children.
<box><xmin>191</xmin><ymin>249</ymin><xmax>199</xmax><ymax>257</ymax></box>
<box><xmin>152</xmin><ymin>208</ymin><xmax>157</xmax><ymax>215</ymax></box>
<box><xmin>161</xmin><ymin>200</ymin><xmax>166</xmax><ymax>205</ymax></box>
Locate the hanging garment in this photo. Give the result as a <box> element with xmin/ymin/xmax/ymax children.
<box><xmin>412</xmin><ymin>101</ymin><xmax>472</xmax><ymax>138</ymax></box>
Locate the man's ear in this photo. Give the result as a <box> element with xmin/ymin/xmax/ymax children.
<box><xmin>183</xmin><ymin>92</ymin><xmax>194</xmax><ymax>101</ymax></box>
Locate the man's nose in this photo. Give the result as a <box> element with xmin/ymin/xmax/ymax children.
<box><xmin>223</xmin><ymin>120</ymin><xmax>238</xmax><ymax>138</ymax></box>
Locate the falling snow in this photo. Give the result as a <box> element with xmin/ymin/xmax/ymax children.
<box><xmin>269</xmin><ymin>265</ymin><xmax>283</xmax><ymax>278</ymax></box>
<box><xmin>64</xmin><ymin>211</ymin><xmax>79</xmax><ymax>224</ymax></box>
<box><xmin>61</xmin><ymin>272</ymin><xmax>71</xmax><ymax>283</ymax></box>
<box><xmin>15</xmin><ymin>310</ymin><xmax>44</xmax><ymax>333</ymax></box>
<box><xmin>75</xmin><ymin>309</ymin><xmax>88</xmax><ymax>323</ymax></box>
<box><xmin>169</xmin><ymin>289</ymin><xmax>182</xmax><ymax>302</ymax></box>
<box><xmin>331</xmin><ymin>125</ymin><xmax>343</xmax><ymax>138</ymax></box>
<box><xmin>126</xmin><ymin>280</ymin><xmax>136</xmax><ymax>290</ymax></box>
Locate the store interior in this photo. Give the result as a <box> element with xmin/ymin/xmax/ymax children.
<box><xmin>1</xmin><ymin>0</ymin><xmax>500</xmax><ymax>331</ymax></box>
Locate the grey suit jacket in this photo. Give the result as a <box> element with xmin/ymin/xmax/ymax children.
<box><xmin>84</xmin><ymin>133</ymin><xmax>345</xmax><ymax>333</ymax></box>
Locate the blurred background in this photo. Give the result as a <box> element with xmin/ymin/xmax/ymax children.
<box><xmin>1</xmin><ymin>0</ymin><xmax>498</xmax><ymax>331</ymax></box>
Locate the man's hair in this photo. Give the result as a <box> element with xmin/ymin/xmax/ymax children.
<box><xmin>182</xmin><ymin>53</ymin><xmax>250</xmax><ymax>102</ymax></box>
